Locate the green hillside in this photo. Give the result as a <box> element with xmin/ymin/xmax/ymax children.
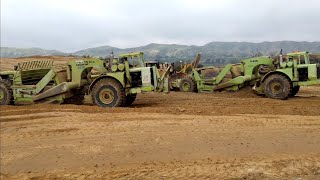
<box><xmin>2</xmin><ymin>41</ymin><xmax>320</xmax><ymax>65</ymax></box>
<box><xmin>0</xmin><ymin>47</ymin><xmax>66</xmax><ymax>58</ymax></box>
<box><xmin>74</xmin><ymin>41</ymin><xmax>320</xmax><ymax>65</ymax></box>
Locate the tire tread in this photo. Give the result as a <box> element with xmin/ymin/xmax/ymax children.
<box><xmin>91</xmin><ymin>78</ymin><xmax>126</xmax><ymax>107</ymax></box>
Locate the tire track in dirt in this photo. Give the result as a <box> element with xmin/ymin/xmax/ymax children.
<box><xmin>2</xmin><ymin>156</ymin><xmax>320</xmax><ymax>179</ymax></box>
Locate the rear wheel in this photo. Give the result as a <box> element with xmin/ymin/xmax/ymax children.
<box><xmin>0</xmin><ymin>80</ymin><xmax>12</xmax><ymax>105</ymax></box>
<box><xmin>125</xmin><ymin>94</ymin><xmax>137</xmax><ymax>106</ymax></box>
<box><xmin>91</xmin><ymin>78</ymin><xmax>126</xmax><ymax>107</ymax></box>
<box><xmin>264</xmin><ymin>74</ymin><xmax>291</xmax><ymax>100</ymax></box>
<box><xmin>290</xmin><ymin>86</ymin><xmax>300</xmax><ymax>97</ymax></box>
<box><xmin>179</xmin><ymin>77</ymin><xmax>196</xmax><ymax>92</ymax></box>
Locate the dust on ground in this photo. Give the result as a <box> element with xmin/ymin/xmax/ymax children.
<box><xmin>1</xmin><ymin>86</ymin><xmax>320</xmax><ymax>179</ymax></box>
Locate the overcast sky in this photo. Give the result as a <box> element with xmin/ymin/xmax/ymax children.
<box><xmin>1</xmin><ymin>0</ymin><xmax>320</xmax><ymax>52</ymax></box>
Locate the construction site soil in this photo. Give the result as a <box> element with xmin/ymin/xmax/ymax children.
<box><xmin>1</xmin><ymin>57</ymin><xmax>320</xmax><ymax>179</ymax></box>
<box><xmin>0</xmin><ymin>86</ymin><xmax>319</xmax><ymax>179</ymax></box>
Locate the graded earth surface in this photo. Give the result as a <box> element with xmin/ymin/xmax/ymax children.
<box><xmin>1</xmin><ymin>86</ymin><xmax>320</xmax><ymax>179</ymax></box>
<box><xmin>1</xmin><ymin>57</ymin><xmax>320</xmax><ymax>179</ymax></box>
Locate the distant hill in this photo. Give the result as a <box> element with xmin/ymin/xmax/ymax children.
<box><xmin>2</xmin><ymin>41</ymin><xmax>320</xmax><ymax>65</ymax></box>
<box><xmin>74</xmin><ymin>41</ymin><xmax>320</xmax><ymax>65</ymax></box>
<box><xmin>0</xmin><ymin>47</ymin><xmax>66</xmax><ymax>58</ymax></box>
<box><xmin>200</xmin><ymin>41</ymin><xmax>320</xmax><ymax>64</ymax></box>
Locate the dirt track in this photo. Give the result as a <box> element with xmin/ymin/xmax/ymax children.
<box><xmin>1</xmin><ymin>86</ymin><xmax>320</xmax><ymax>179</ymax></box>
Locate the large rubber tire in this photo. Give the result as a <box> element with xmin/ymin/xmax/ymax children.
<box><xmin>264</xmin><ymin>74</ymin><xmax>291</xmax><ymax>100</ymax></box>
<box><xmin>179</xmin><ymin>77</ymin><xmax>196</xmax><ymax>92</ymax></box>
<box><xmin>91</xmin><ymin>78</ymin><xmax>126</xmax><ymax>107</ymax></box>
<box><xmin>290</xmin><ymin>86</ymin><xmax>300</xmax><ymax>97</ymax></box>
<box><xmin>0</xmin><ymin>80</ymin><xmax>12</xmax><ymax>105</ymax></box>
<box><xmin>125</xmin><ymin>94</ymin><xmax>137</xmax><ymax>107</ymax></box>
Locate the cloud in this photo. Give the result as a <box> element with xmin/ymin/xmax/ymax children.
<box><xmin>1</xmin><ymin>0</ymin><xmax>320</xmax><ymax>52</ymax></box>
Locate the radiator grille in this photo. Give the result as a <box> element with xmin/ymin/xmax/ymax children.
<box><xmin>18</xmin><ymin>60</ymin><xmax>53</xmax><ymax>71</ymax></box>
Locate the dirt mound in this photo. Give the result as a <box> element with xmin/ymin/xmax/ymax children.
<box><xmin>213</xmin><ymin>86</ymin><xmax>259</xmax><ymax>98</ymax></box>
<box><xmin>235</xmin><ymin>86</ymin><xmax>259</xmax><ymax>97</ymax></box>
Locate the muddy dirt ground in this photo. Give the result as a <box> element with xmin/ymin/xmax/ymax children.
<box><xmin>1</xmin><ymin>85</ymin><xmax>320</xmax><ymax>179</ymax></box>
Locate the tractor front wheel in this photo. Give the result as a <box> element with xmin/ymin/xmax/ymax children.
<box><xmin>0</xmin><ymin>80</ymin><xmax>12</xmax><ymax>105</ymax></box>
<box><xmin>179</xmin><ymin>77</ymin><xmax>196</xmax><ymax>92</ymax></box>
<box><xmin>264</xmin><ymin>74</ymin><xmax>291</xmax><ymax>100</ymax></box>
<box><xmin>91</xmin><ymin>78</ymin><xmax>126</xmax><ymax>107</ymax></box>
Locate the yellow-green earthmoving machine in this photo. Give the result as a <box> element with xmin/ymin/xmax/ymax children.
<box><xmin>191</xmin><ymin>56</ymin><xmax>275</xmax><ymax>92</ymax></box>
<box><xmin>0</xmin><ymin>52</ymin><xmax>171</xmax><ymax>107</ymax></box>
<box><xmin>168</xmin><ymin>54</ymin><xmax>201</xmax><ymax>92</ymax></box>
<box><xmin>253</xmin><ymin>51</ymin><xmax>320</xmax><ymax>99</ymax></box>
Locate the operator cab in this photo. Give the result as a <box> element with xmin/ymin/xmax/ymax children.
<box><xmin>119</xmin><ymin>52</ymin><xmax>145</xmax><ymax>68</ymax></box>
<box><xmin>286</xmin><ymin>51</ymin><xmax>315</xmax><ymax>81</ymax></box>
<box><xmin>287</xmin><ymin>51</ymin><xmax>310</xmax><ymax>65</ymax></box>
